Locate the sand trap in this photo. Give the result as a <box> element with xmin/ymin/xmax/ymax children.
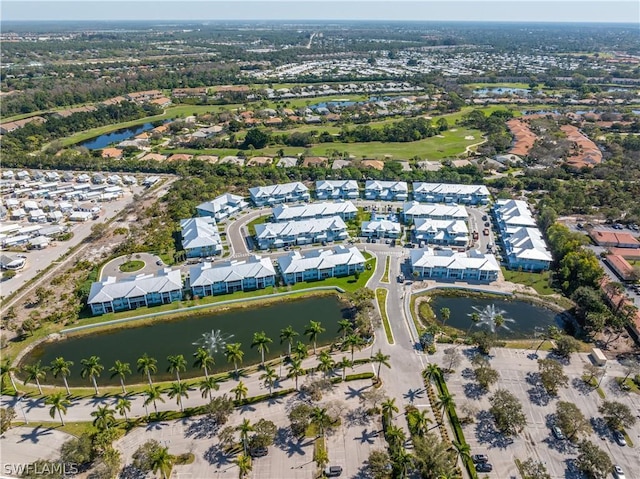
<box><xmin>465</xmin><ymin>135</ymin><xmax>475</xmax><ymax>140</ymax></box>
<box><xmin>450</xmin><ymin>128</ymin><xmax>458</xmax><ymax>132</ymax></box>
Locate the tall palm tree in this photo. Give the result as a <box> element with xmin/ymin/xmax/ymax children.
<box><xmin>80</xmin><ymin>356</ymin><xmax>103</xmax><ymax>395</ymax></box>
<box><xmin>287</xmin><ymin>358</ymin><xmax>305</xmax><ymax>390</ymax></box>
<box><xmin>237</xmin><ymin>418</ymin><xmax>254</xmax><ymax>455</ymax></box>
<box><xmin>310</xmin><ymin>407</ymin><xmax>331</xmax><ymax>439</ymax></box>
<box><xmin>235</xmin><ymin>453</ymin><xmax>252</xmax><ymax>479</ymax></box>
<box><xmin>150</xmin><ymin>446</ymin><xmax>173</xmax><ymax>479</ymax></box>
<box><xmin>0</xmin><ymin>357</ymin><xmax>19</xmax><ymax>392</ymax></box>
<box><xmin>199</xmin><ymin>376</ymin><xmax>220</xmax><ymax>402</ymax></box>
<box><xmin>422</xmin><ymin>363</ymin><xmax>442</xmax><ymax>385</ymax></box>
<box><xmin>115</xmin><ymin>396</ymin><xmax>132</xmax><ymax>422</ymax></box>
<box><xmin>304</xmin><ymin>320</ymin><xmax>325</xmax><ymax>355</ymax></box>
<box><xmin>231</xmin><ymin>380</ymin><xmax>248</xmax><ymax>402</ymax></box>
<box><xmin>407</xmin><ymin>409</ymin><xmax>432</xmax><ymax>437</ymax></box>
<box><xmin>337</xmin><ymin>319</ymin><xmax>353</xmax><ymax>342</ymax></box>
<box><xmin>372</xmin><ymin>350</ymin><xmax>391</xmax><ymax>379</ymax></box>
<box><xmin>466</xmin><ymin>312</ymin><xmax>481</xmax><ymax>337</ymax></box>
<box><xmin>440</xmin><ymin>307</ymin><xmax>451</xmax><ymax>326</ymax></box>
<box><xmin>109</xmin><ymin>360</ymin><xmax>131</xmax><ymax>395</ymax></box>
<box><xmin>137</xmin><ymin>354</ymin><xmax>157</xmax><ymax>386</ymax></box>
<box><xmin>251</xmin><ymin>331</ymin><xmax>273</xmax><ymax>367</ymax></box>
<box><xmin>225</xmin><ymin>343</ymin><xmax>244</xmax><ymax>377</ymax></box>
<box><xmin>292</xmin><ymin>341</ymin><xmax>308</xmax><ymax>361</ymax></box>
<box><xmin>193</xmin><ymin>347</ymin><xmax>215</xmax><ymax>379</ymax></box>
<box><xmin>493</xmin><ymin>314</ymin><xmax>504</xmax><ymax>336</ymax></box>
<box><xmin>260</xmin><ymin>365</ymin><xmax>277</xmax><ymax>395</ymax></box>
<box><xmin>452</xmin><ymin>440</ymin><xmax>472</xmax><ymax>465</ymax></box>
<box><xmin>49</xmin><ymin>357</ymin><xmax>73</xmax><ymax>395</ymax></box>
<box><xmin>279</xmin><ymin>326</ymin><xmax>298</xmax><ymax>357</ymax></box>
<box><xmin>144</xmin><ymin>385</ymin><xmax>165</xmax><ymax>416</ymax></box>
<box><xmin>436</xmin><ymin>391</ymin><xmax>455</xmax><ymax>422</ymax></box>
<box><xmin>337</xmin><ymin>356</ymin><xmax>353</xmax><ymax>381</ymax></box>
<box><xmin>91</xmin><ymin>405</ymin><xmax>116</xmax><ymax>431</ymax></box>
<box><xmin>317</xmin><ymin>350</ymin><xmax>334</xmax><ymax>378</ymax></box>
<box><xmin>45</xmin><ymin>392</ymin><xmax>71</xmax><ymax>426</ymax></box>
<box><xmin>381</xmin><ymin>397</ymin><xmax>399</xmax><ymax>423</ymax></box>
<box><xmin>343</xmin><ymin>333</ymin><xmax>365</xmax><ymax>362</ymax></box>
<box><xmin>23</xmin><ymin>361</ymin><xmax>47</xmax><ymax>395</ymax></box>
<box><xmin>166</xmin><ymin>354</ymin><xmax>187</xmax><ymax>384</ymax></box>
<box><xmin>167</xmin><ymin>381</ymin><xmax>189</xmax><ymax>412</ymax></box>
<box><xmin>385</xmin><ymin>424</ymin><xmax>406</xmax><ymax>450</ymax></box>
<box><xmin>393</xmin><ymin>448</ymin><xmax>413</xmax><ymax>479</ymax></box>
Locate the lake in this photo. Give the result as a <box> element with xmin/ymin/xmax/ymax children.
<box><xmin>21</xmin><ymin>296</ymin><xmax>348</xmax><ymax>386</ymax></box>
<box><xmin>79</xmin><ymin>122</ymin><xmax>161</xmax><ymax>150</ymax></box>
<box><xmin>475</xmin><ymin>87</ymin><xmax>530</xmax><ymax>96</ymax></box>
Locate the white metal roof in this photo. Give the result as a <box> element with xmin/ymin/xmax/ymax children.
<box><xmin>278</xmin><ymin>245</ymin><xmax>365</xmax><ymax>274</ymax></box>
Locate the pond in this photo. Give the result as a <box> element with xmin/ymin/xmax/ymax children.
<box><xmin>79</xmin><ymin>122</ymin><xmax>164</xmax><ymax>150</ymax></box>
<box><xmin>21</xmin><ymin>296</ymin><xmax>348</xmax><ymax>387</ymax></box>
<box><xmin>428</xmin><ymin>295</ymin><xmax>564</xmax><ymax>339</ymax></box>
<box><xmin>475</xmin><ymin>87</ymin><xmax>530</xmax><ymax>96</ymax></box>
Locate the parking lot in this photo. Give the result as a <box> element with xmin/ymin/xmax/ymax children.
<box><xmin>438</xmin><ymin>347</ymin><xmax>640</xmax><ymax>479</ymax></box>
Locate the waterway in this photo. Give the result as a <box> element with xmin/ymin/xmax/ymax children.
<box><xmin>21</xmin><ymin>296</ymin><xmax>348</xmax><ymax>386</ymax></box>
<box><xmin>78</xmin><ymin>122</ymin><xmax>162</xmax><ymax>150</ymax></box>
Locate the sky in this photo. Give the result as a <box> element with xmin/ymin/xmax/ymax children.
<box><xmin>2</xmin><ymin>0</ymin><xmax>639</xmax><ymax>23</ymax></box>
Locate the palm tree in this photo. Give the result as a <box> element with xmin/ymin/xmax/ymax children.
<box><xmin>225</xmin><ymin>343</ymin><xmax>244</xmax><ymax>377</ymax></box>
<box><xmin>466</xmin><ymin>312</ymin><xmax>481</xmax><ymax>337</ymax></box>
<box><xmin>385</xmin><ymin>424</ymin><xmax>406</xmax><ymax>449</ymax></box>
<box><xmin>235</xmin><ymin>453</ymin><xmax>252</xmax><ymax>479</ymax></box>
<box><xmin>436</xmin><ymin>391</ymin><xmax>455</xmax><ymax>422</ymax></box>
<box><xmin>115</xmin><ymin>397</ymin><xmax>132</xmax><ymax>422</ymax></box>
<box><xmin>137</xmin><ymin>354</ymin><xmax>158</xmax><ymax>386</ymax></box>
<box><xmin>144</xmin><ymin>385</ymin><xmax>165</xmax><ymax>416</ymax></box>
<box><xmin>260</xmin><ymin>365</ymin><xmax>278</xmax><ymax>395</ymax></box>
<box><xmin>150</xmin><ymin>446</ymin><xmax>173</xmax><ymax>479</ymax></box>
<box><xmin>393</xmin><ymin>448</ymin><xmax>413</xmax><ymax>479</ymax></box>
<box><xmin>452</xmin><ymin>440</ymin><xmax>472</xmax><ymax>465</ymax></box>
<box><xmin>292</xmin><ymin>341</ymin><xmax>308</xmax><ymax>361</ymax></box>
<box><xmin>372</xmin><ymin>350</ymin><xmax>391</xmax><ymax>379</ymax></box>
<box><xmin>440</xmin><ymin>307</ymin><xmax>451</xmax><ymax>326</ymax></box>
<box><xmin>337</xmin><ymin>356</ymin><xmax>353</xmax><ymax>381</ymax></box>
<box><xmin>493</xmin><ymin>314</ymin><xmax>504</xmax><ymax>335</ymax></box>
<box><xmin>381</xmin><ymin>397</ymin><xmax>399</xmax><ymax>424</ymax></box>
<box><xmin>80</xmin><ymin>356</ymin><xmax>103</xmax><ymax>395</ymax></box>
<box><xmin>193</xmin><ymin>347</ymin><xmax>215</xmax><ymax>379</ymax></box>
<box><xmin>1</xmin><ymin>357</ymin><xmax>19</xmax><ymax>392</ymax></box>
<box><xmin>167</xmin><ymin>381</ymin><xmax>189</xmax><ymax>412</ymax></box>
<box><xmin>231</xmin><ymin>380</ymin><xmax>248</xmax><ymax>402</ymax></box>
<box><xmin>237</xmin><ymin>418</ymin><xmax>254</xmax><ymax>455</ymax></box>
<box><xmin>279</xmin><ymin>326</ymin><xmax>298</xmax><ymax>357</ymax></box>
<box><xmin>408</xmin><ymin>409</ymin><xmax>432</xmax><ymax>437</ymax></box>
<box><xmin>337</xmin><ymin>319</ymin><xmax>353</xmax><ymax>342</ymax></box>
<box><xmin>304</xmin><ymin>320</ymin><xmax>325</xmax><ymax>355</ymax></box>
<box><xmin>199</xmin><ymin>376</ymin><xmax>220</xmax><ymax>401</ymax></box>
<box><xmin>310</xmin><ymin>407</ymin><xmax>331</xmax><ymax>438</ymax></box>
<box><xmin>317</xmin><ymin>350</ymin><xmax>334</xmax><ymax>378</ymax></box>
<box><xmin>45</xmin><ymin>392</ymin><xmax>71</xmax><ymax>426</ymax></box>
<box><xmin>422</xmin><ymin>363</ymin><xmax>442</xmax><ymax>385</ymax></box>
<box><xmin>287</xmin><ymin>358</ymin><xmax>305</xmax><ymax>390</ymax></box>
<box><xmin>91</xmin><ymin>405</ymin><xmax>116</xmax><ymax>431</ymax></box>
<box><xmin>109</xmin><ymin>360</ymin><xmax>131</xmax><ymax>395</ymax></box>
<box><xmin>535</xmin><ymin>325</ymin><xmax>561</xmax><ymax>354</ymax></box>
<box><xmin>251</xmin><ymin>331</ymin><xmax>273</xmax><ymax>367</ymax></box>
<box><xmin>344</xmin><ymin>333</ymin><xmax>365</xmax><ymax>362</ymax></box>
<box><xmin>166</xmin><ymin>354</ymin><xmax>187</xmax><ymax>384</ymax></box>
<box><xmin>49</xmin><ymin>357</ymin><xmax>73</xmax><ymax>395</ymax></box>
<box><xmin>23</xmin><ymin>361</ymin><xmax>47</xmax><ymax>394</ymax></box>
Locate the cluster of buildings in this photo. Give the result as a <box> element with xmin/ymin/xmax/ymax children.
<box><xmin>410</xmin><ymin>247</ymin><xmax>500</xmax><ymax>282</ymax></box>
<box><xmin>88</xmin><ymin>245</ymin><xmax>366</xmax><ymax>315</ymax></box>
<box><xmin>493</xmin><ymin>199</ymin><xmax>552</xmax><ymax>272</ymax></box>
<box><xmin>590</xmin><ymin>229</ymin><xmax>640</xmax><ymax>281</ymax></box>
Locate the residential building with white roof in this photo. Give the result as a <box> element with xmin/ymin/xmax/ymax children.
<box><xmin>87</xmin><ymin>268</ymin><xmax>183</xmax><ymax>315</ymax></box>
<box><xmin>190</xmin><ymin>256</ymin><xmax>276</xmax><ymax>297</ymax></box>
<box><xmin>196</xmin><ymin>193</ymin><xmax>248</xmax><ymax>222</ymax></box>
<box><xmin>361</xmin><ymin>219</ymin><xmax>402</xmax><ymax>239</ymax></box>
<box><xmin>315</xmin><ymin>180</ymin><xmax>360</xmax><ymax>200</ymax></box>
<box><xmin>180</xmin><ymin>216</ymin><xmax>223</xmax><ymax>258</ymax></box>
<box><xmin>410</xmin><ymin>248</ymin><xmax>500</xmax><ymax>282</ymax></box>
<box><xmin>254</xmin><ymin>216</ymin><xmax>348</xmax><ymax>250</ymax></box>
<box><xmin>413</xmin><ymin>219</ymin><xmax>469</xmax><ymax>247</ymax></box>
<box><xmin>278</xmin><ymin>245</ymin><xmax>366</xmax><ymax>284</ymax></box>
<box><xmin>272</xmin><ymin>201</ymin><xmax>357</xmax><ymax>223</ymax></box>
<box><xmin>412</xmin><ymin>182</ymin><xmax>491</xmax><ymax>204</ymax></box>
<box><xmin>364</xmin><ymin>180</ymin><xmax>408</xmax><ymax>201</ymax></box>
<box><xmin>249</xmin><ymin>182</ymin><xmax>310</xmax><ymax>206</ymax></box>
<box><xmin>402</xmin><ymin>202</ymin><xmax>468</xmax><ymax>222</ymax></box>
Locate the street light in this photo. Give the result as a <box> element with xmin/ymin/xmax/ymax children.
<box><xmin>18</xmin><ymin>395</ymin><xmax>28</xmax><ymax>424</ymax></box>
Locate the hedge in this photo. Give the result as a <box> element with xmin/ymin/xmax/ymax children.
<box><xmin>235</xmin><ymin>388</ymin><xmax>296</xmax><ymax>406</ymax></box>
<box><xmin>345</xmin><ymin>372</ymin><xmax>375</xmax><ymax>381</ymax></box>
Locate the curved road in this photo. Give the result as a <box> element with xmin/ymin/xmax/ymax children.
<box><xmin>99</xmin><ymin>252</ymin><xmax>163</xmax><ymax>280</ymax></box>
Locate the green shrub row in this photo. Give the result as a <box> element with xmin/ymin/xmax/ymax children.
<box><xmin>235</xmin><ymin>388</ymin><xmax>296</xmax><ymax>406</ymax></box>
<box><xmin>345</xmin><ymin>372</ymin><xmax>375</xmax><ymax>381</ymax></box>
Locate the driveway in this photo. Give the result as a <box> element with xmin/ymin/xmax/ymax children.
<box><xmin>99</xmin><ymin>252</ymin><xmax>163</xmax><ymax>280</ymax></box>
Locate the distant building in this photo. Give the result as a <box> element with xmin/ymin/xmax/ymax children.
<box><xmin>254</xmin><ymin>216</ymin><xmax>348</xmax><ymax>250</ymax></box>
<box><xmin>364</xmin><ymin>180</ymin><xmax>408</xmax><ymax>201</ymax></box>
<box><xmin>278</xmin><ymin>246</ymin><xmax>366</xmax><ymax>284</ymax></box>
<box><xmin>315</xmin><ymin>180</ymin><xmax>360</xmax><ymax>200</ymax></box>
<box><xmin>410</xmin><ymin>248</ymin><xmax>500</xmax><ymax>282</ymax></box>
<box><xmin>190</xmin><ymin>256</ymin><xmax>276</xmax><ymax>296</ymax></box>
<box><xmin>180</xmin><ymin>217</ymin><xmax>223</xmax><ymax>257</ymax></box>
<box><xmin>249</xmin><ymin>182</ymin><xmax>310</xmax><ymax>207</ymax></box>
<box><xmin>196</xmin><ymin>194</ymin><xmax>248</xmax><ymax>222</ymax></box>
<box><xmin>412</xmin><ymin>182</ymin><xmax>490</xmax><ymax>204</ymax></box>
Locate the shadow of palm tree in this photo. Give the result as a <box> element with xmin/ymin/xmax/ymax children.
<box><xmin>239</xmin><ymin>404</ymin><xmax>256</xmax><ymax>413</ymax></box>
<box><xmin>345</xmin><ymin>385</ymin><xmax>369</xmax><ymax>400</ymax></box>
<box><xmin>185</xmin><ymin>416</ymin><xmax>219</xmax><ymax>439</ymax></box>
<box><xmin>354</xmin><ymin>428</ymin><xmax>379</xmax><ymax>444</ymax></box>
<box><xmin>17</xmin><ymin>425</ymin><xmax>54</xmax><ymax>443</ymax></box>
<box><xmin>403</xmin><ymin>387</ymin><xmax>425</xmax><ymax>403</ymax></box>
<box><xmin>204</xmin><ymin>444</ymin><xmax>235</xmax><ymax>467</ymax></box>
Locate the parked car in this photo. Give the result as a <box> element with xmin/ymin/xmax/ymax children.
<box><xmin>613</xmin><ymin>465</ymin><xmax>626</xmax><ymax>479</ymax></box>
<box><xmin>155</xmin><ymin>260</ymin><xmax>163</xmax><ymax>266</ymax></box>
<box><xmin>475</xmin><ymin>463</ymin><xmax>493</xmax><ymax>473</ymax></box>
<box><xmin>552</xmin><ymin>426</ymin><xmax>566</xmax><ymax>440</ymax></box>
<box><xmin>484</xmin><ymin>221</ymin><xmax>490</xmax><ymax>227</ymax></box>
<box><xmin>324</xmin><ymin>465</ymin><xmax>343</xmax><ymax>477</ymax></box>
<box><xmin>614</xmin><ymin>431</ymin><xmax>627</xmax><ymax>446</ymax></box>
<box><xmin>482</xmin><ymin>228</ymin><xmax>490</xmax><ymax>236</ymax></box>
<box><xmin>472</xmin><ymin>454</ymin><xmax>489</xmax><ymax>463</ymax></box>
<box><xmin>482</xmin><ymin>215</ymin><xmax>488</xmax><ymax>221</ymax></box>
<box><xmin>250</xmin><ymin>447</ymin><xmax>268</xmax><ymax>457</ymax></box>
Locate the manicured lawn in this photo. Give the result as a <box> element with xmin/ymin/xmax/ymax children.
<box><xmin>119</xmin><ymin>260</ymin><xmax>145</xmax><ymax>273</ymax></box>
<box><xmin>375</xmin><ymin>288</ymin><xmax>394</xmax><ymax>344</ymax></box>
<box><xmin>246</xmin><ymin>214</ymin><xmax>271</xmax><ymax>236</ymax></box>
<box><xmin>289</xmin><ymin>251</ymin><xmax>376</xmax><ymax>293</ymax></box>
<box><xmin>501</xmin><ymin>268</ymin><xmax>556</xmax><ymax>295</ymax></box>
<box><xmin>381</xmin><ymin>256</ymin><xmax>390</xmax><ymax>283</ymax></box>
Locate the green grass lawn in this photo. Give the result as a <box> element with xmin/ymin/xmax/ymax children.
<box><xmin>246</xmin><ymin>214</ymin><xmax>271</xmax><ymax>236</ymax></box>
<box><xmin>381</xmin><ymin>256</ymin><xmax>390</xmax><ymax>283</ymax></box>
<box><xmin>375</xmin><ymin>288</ymin><xmax>394</xmax><ymax>344</ymax></box>
<box><xmin>501</xmin><ymin>268</ymin><xmax>556</xmax><ymax>295</ymax></box>
<box><xmin>119</xmin><ymin>260</ymin><xmax>145</xmax><ymax>273</ymax></box>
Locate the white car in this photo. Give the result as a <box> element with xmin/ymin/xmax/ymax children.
<box><xmin>613</xmin><ymin>465</ymin><xmax>626</xmax><ymax>479</ymax></box>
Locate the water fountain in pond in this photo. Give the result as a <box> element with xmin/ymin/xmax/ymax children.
<box><xmin>468</xmin><ymin>304</ymin><xmax>516</xmax><ymax>332</ymax></box>
<box><xmin>193</xmin><ymin>329</ymin><xmax>234</xmax><ymax>354</ymax></box>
